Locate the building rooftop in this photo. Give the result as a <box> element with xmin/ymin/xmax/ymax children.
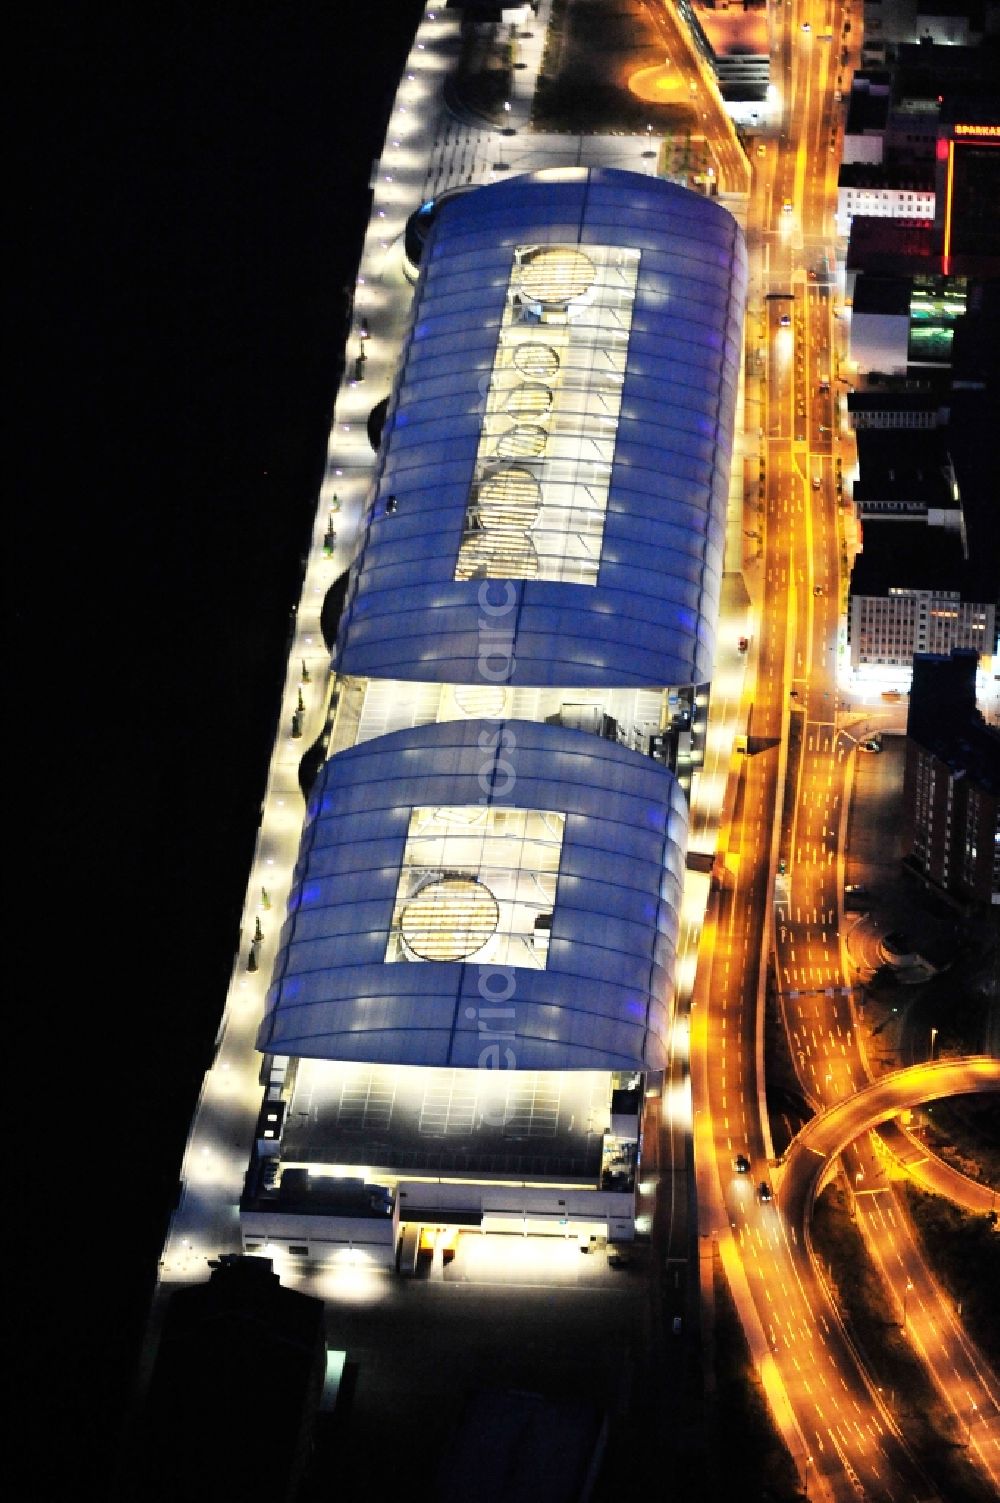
<box><xmin>696</xmin><ymin>7</ymin><xmax>769</xmax><ymax>57</ymax></box>
<box><xmin>846</xmin><ymin>76</ymin><xmax>891</xmax><ymax>135</ymax></box>
<box><xmin>279</xmin><ymin>1058</ymin><xmax>611</xmax><ymax>1182</ymax></box>
<box><xmin>848</xmin><ymin>387</ymin><xmax>945</xmax><ymax>415</ymax></box>
<box><xmin>852</xmin><ymin>275</ymin><xmax>912</xmax><ymax>316</ymax></box>
<box><xmin>951</xmin><ymin>281</ymin><xmax>1000</xmax><ymax>385</ymax></box>
<box><xmin>912</xmin><ymin>0</ymin><xmax>985</xmax><ymax>19</ymax></box>
<box><xmin>854</xmin><ymin>428</ymin><xmax>957</xmax><ymax>506</ymax></box>
<box><xmin>946</xmin><ymin>387</ymin><xmax>1000</xmax><ymax>587</ymax></box>
<box><xmin>850</xmin><ymin>518</ymin><xmax>968</xmax><ymax>594</ymax></box>
<box><xmin>335</xmin><ymin>168</ymin><xmax>747</xmax><ymax>691</ymax></box>
<box><xmin>896</xmin><ymin>43</ymin><xmax>993</xmax><ymax>95</ymax></box>
<box><xmin>838</xmin><ymin>162</ymin><xmax>935</xmax><ymax>190</ymax></box>
<box><xmin>846</xmin><ymin>217</ymin><xmax>937</xmax><ymax>274</ymax></box>
<box><xmin>259</xmin><ymin>717</ymin><xmax>689</xmax><ymax>1073</ymax></box>
<box><xmin>909</xmin><ymin>653</ymin><xmax>1000</xmax><ymax>794</ymax></box>
<box><xmin>128</xmin><ymin>1258</ymin><xmax>325</xmax><ymax>1503</ymax></box>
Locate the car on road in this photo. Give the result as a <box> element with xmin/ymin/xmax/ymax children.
<box><xmin>757</xmin><ymin>143</ymin><xmax>766</xmax><ymax>156</ymax></box>
<box><xmin>812</xmin><ymin>475</ymin><xmax>821</xmax><ymax>490</ymax></box>
<box><xmin>757</xmin><ymin>1181</ymin><xmax>773</xmax><ymax>1203</ymax></box>
<box><xmin>813</xmin><ymin>584</ymin><xmax>823</xmax><ymax>595</ymax></box>
<box><xmin>735</xmin><ymin>1154</ymin><xmax>751</xmax><ymax>1174</ymax></box>
<box><xmin>738</xmin><ymin>635</ymin><xmax>749</xmax><ymax>652</ymax></box>
<box><xmin>802</xmin><ymin>20</ymin><xmax>811</xmax><ymax>29</ymax></box>
<box><xmin>779</xmin><ymin>313</ymin><xmax>792</xmax><ymax>326</ymax></box>
<box><xmin>782</xmin><ymin>199</ymin><xmax>794</xmax><ymax>214</ymax></box>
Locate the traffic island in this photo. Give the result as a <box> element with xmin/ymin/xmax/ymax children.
<box><xmin>902</xmin><ymin>1182</ymin><xmax>1000</xmax><ymax>1370</ymax></box>
<box><xmin>920</xmin><ymin>1094</ymin><xmax>1000</xmax><ymax>1189</ymax></box>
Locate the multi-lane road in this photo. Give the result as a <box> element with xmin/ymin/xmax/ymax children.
<box><xmin>692</xmin><ymin>1</ymin><xmax>999</xmax><ymax>1499</ymax></box>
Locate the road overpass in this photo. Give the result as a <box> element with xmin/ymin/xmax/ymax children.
<box><xmin>779</xmin><ymin>1057</ymin><xmax>1000</xmax><ymax>1215</ymax></box>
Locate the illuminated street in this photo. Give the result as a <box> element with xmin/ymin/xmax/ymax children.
<box><xmin>692</xmin><ymin>1</ymin><xmax>999</xmax><ymax>1499</ymax></box>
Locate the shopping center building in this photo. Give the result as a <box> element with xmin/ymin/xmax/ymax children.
<box><xmin>240</xmin><ymin>168</ymin><xmax>747</xmax><ymax>1264</ymax></box>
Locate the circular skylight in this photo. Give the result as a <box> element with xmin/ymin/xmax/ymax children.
<box><xmin>495</xmin><ymin>424</ymin><xmax>547</xmax><ymax>459</ymax></box>
<box><xmin>512</xmin><ymin>343</ymin><xmax>560</xmax><ymax>379</ymax></box>
<box><xmin>400</xmin><ymin>875</ymin><xmax>499</xmax><ymax>961</ymax></box>
<box><xmin>517</xmin><ymin>247</ymin><xmax>596</xmax><ymax>306</ymax></box>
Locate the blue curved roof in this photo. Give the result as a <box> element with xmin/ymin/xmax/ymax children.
<box><xmin>257</xmin><ymin>719</ymin><xmax>689</xmax><ymax>1072</ymax></box>
<box><xmin>336</xmin><ymin>168</ymin><xmax>747</xmax><ymax>689</ymax></box>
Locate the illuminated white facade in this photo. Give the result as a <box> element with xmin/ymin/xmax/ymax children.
<box><xmin>849</xmin><ymin>588</ymin><xmax>996</xmax><ymax>671</ymax></box>
<box><xmin>836</xmin><ymin>177</ymin><xmax>934</xmax><ymax>238</ymax></box>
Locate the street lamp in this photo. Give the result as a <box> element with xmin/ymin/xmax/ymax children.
<box><xmin>930</xmin><ymin>1026</ymin><xmax>938</xmax><ymax>1061</ymax></box>
<box><xmin>902</xmin><ymin>1278</ymin><xmax>914</xmax><ymax>1332</ymax></box>
<box><xmin>804</xmin><ymin>1453</ymin><xmax>813</xmax><ymax>1499</ymax></box>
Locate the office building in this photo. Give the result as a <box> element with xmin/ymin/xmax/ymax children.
<box><xmin>903</xmin><ymin>650</ymin><xmax>1000</xmax><ymax>906</ymax></box>
<box><xmin>848</xmin><ymin>519</ymin><xmax>996</xmax><ymax>674</ymax></box>
<box><xmin>836</xmin><ymin>162</ymin><xmax>935</xmax><ymax>238</ymax></box>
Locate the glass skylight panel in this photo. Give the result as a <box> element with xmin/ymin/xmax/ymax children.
<box><xmin>385</xmin><ymin>805</ymin><xmax>565</xmax><ymax>969</ymax></box>
<box><xmin>455</xmin><ymin>243</ymin><xmax>640</xmax><ymax>587</ymax></box>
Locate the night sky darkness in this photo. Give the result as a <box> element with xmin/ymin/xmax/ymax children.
<box><xmin>16</xmin><ymin>3</ymin><xmax>425</xmax><ymax>1489</ymax></box>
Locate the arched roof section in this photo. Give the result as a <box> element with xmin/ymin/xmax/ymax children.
<box><xmin>336</xmin><ymin>168</ymin><xmax>747</xmax><ymax>689</ymax></box>
<box><xmin>257</xmin><ymin>719</ymin><xmax>689</xmax><ymax>1072</ymax></box>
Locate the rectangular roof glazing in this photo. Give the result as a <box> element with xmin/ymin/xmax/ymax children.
<box><xmin>455</xmin><ymin>244</ymin><xmax>639</xmax><ymax>586</ymax></box>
